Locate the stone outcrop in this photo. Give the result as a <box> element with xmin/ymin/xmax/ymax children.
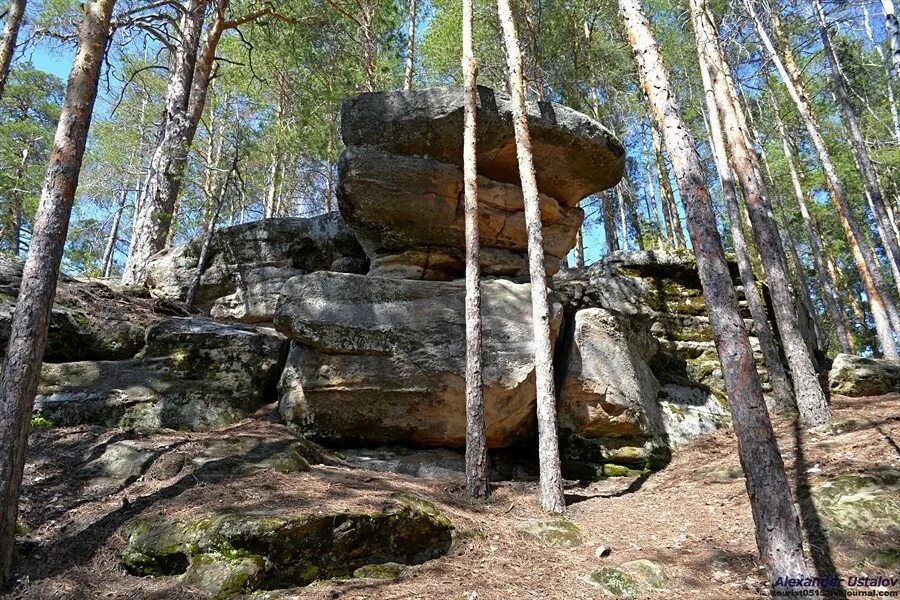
<box><xmin>0</xmin><ymin>256</ymin><xmax>158</xmax><ymax>362</ymax></box>
<box><xmin>338</xmin><ymin>86</ymin><xmax>625</xmax><ymax>280</ymax></box>
<box><xmin>829</xmin><ymin>353</ymin><xmax>900</xmax><ymax>397</ymax></box>
<box><xmin>274</xmin><ymin>271</ymin><xmax>562</xmax><ymax>448</ymax></box>
<box><xmin>145</xmin><ymin>213</ymin><xmax>368</xmax><ymax>323</ymax></box>
<box><xmin>35</xmin><ymin>318</ymin><xmax>287</xmax><ymax>430</ymax></box>
<box><xmin>122</xmin><ymin>498</ymin><xmax>453</xmax><ymax>595</ymax></box>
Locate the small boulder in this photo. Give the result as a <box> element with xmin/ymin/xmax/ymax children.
<box><xmin>829</xmin><ymin>354</ymin><xmax>900</xmax><ymax>397</ymax></box>
<box><xmin>517</xmin><ymin>518</ymin><xmax>583</xmax><ymax>548</ymax></box>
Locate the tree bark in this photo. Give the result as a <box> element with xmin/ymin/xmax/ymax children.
<box><xmin>186</xmin><ymin>149</ymin><xmax>237</xmax><ymax>312</ymax></box>
<box><xmin>5</xmin><ymin>146</ymin><xmax>27</xmax><ymax>256</ymax></box>
<box><xmin>496</xmin><ymin>0</ymin><xmax>565</xmax><ymax>514</ymax></box>
<box><xmin>817</xmin><ymin>0</ymin><xmax>900</xmax><ymax>297</ymax></box>
<box><xmin>462</xmin><ymin>0</ymin><xmax>487</xmax><ymax>500</ymax></box>
<box><xmin>884</xmin><ymin>0</ymin><xmax>900</xmax><ymax>77</ymax></box>
<box><xmin>863</xmin><ymin>3</ymin><xmax>900</xmax><ymax>144</ymax></box>
<box><xmin>575</xmin><ymin>227</ymin><xmax>585</xmax><ymax>267</ymax></box>
<box><xmin>651</xmin><ymin>128</ymin><xmax>685</xmax><ymax>249</ymax></box>
<box><xmin>404</xmin><ymin>0</ymin><xmax>415</xmax><ymax>91</ymax></box>
<box><xmin>100</xmin><ymin>187</ymin><xmax>127</xmax><ymax>277</ymax></box>
<box><xmin>0</xmin><ymin>0</ymin><xmax>25</xmax><ymax>101</ymax></box>
<box><xmin>619</xmin><ymin>0</ymin><xmax>808</xmax><ymax>586</ymax></box>
<box><xmin>748</xmin><ymin>0</ymin><xmax>900</xmax><ymax>357</ymax></box>
<box><xmin>699</xmin><ymin>100</ymin><xmax>794</xmax><ymax>408</ymax></box>
<box><xmin>692</xmin><ymin>0</ymin><xmax>828</xmax><ymax>425</ymax></box>
<box><xmin>617</xmin><ymin>186</ymin><xmax>630</xmax><ymax>251</ymax></box>
<box><xmin>122</xmin><ymin>0</ymin><xmax>206</xmax><ymax>285</ymax></box>
<box><xmin>602</xmin><ymin>191</ymin><xmax>619</xmax><ymax>253</ymax></box>
<box><xmin>0</xmin><ymin>0</ymin><xmax>115</xmax><ymax>585</ymax></box>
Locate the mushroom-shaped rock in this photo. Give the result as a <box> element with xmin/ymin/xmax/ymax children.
<box><xmin>338</xmin><ymin>86</ymin><xmax>625</xmax><ymax>280</ymax></box>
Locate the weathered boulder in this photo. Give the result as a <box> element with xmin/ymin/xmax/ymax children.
<box><xmin>34</xmin><ymin>318</ymin><xmax>287</xmax><ymax>430</ymax></box>
<box><xmin>121</xmin><ymin>498</ymin><xmax>453</xmax><ymax>591</ymax></box>
<box><xmin>274</xmin><ymin>271</ymin><xmax>562</xmax><ymax>448</ymax></box>
<box><xmin>145</xmin><ymin>214</ymin><xmax>368</xmax><ymax>323</ymax></box>
<box><xmin>0</xmin><ymin>256</ymin><xmax>157</xmax><ymax>361</ymax></box>
<box><xmin>341</xmin><ymin>86</ymin><xmax>625</xmax><ymax>204</ymax></box>
<box><xmin>338</xmin><ymin>86</ymin><xmax>624</xmax><ymax>280</ymax></box>
<box><xmin>558</xmin><ymin>308</ymin><xmax>666</xmax><ymax>467</ymax></box>
<box><xmin>829</xmin><ymin>353</ymin><xmax>900</xmax><ymax>397</ymax></box>
<box><xmin>339</xmin><ymin>147</ymin><xmax>582</xmax><ymax>279</ymax></box>
<box><xmin>657</xmin><ymin>384</ymin><xmax>730</xmax><ymax>448</ymax></box>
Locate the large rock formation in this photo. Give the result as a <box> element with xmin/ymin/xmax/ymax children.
<box><xmin>35</xmin><ymin>318</ymin><xmax>287</xmax><ymax>430</ymax></box>
<box><xmin>829</xmin><ymin>354</ymin><xmax>900</xmax><ymax>397</ymax></box>
<box><xmin>338</xmin><ymin>86</ymin><xmax>625</xmax><ymax>280</ymax></box>
<box><xmin>274</xmin><ymin>271</ymin><xmax>562</xmax><ymax>447</ymax></box>
<box><xmin>145</xmin><ymin>213</ymin><xmax>368</xmax><ymax>323</ymax></box>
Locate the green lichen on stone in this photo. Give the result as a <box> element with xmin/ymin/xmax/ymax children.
<box><xmin>121</xmin><ymin>502</ymin><xmax>454</xmax><ymax>592</ymax></box>
<box><xmin>602</xmin><ymin>464</ymin><xmax>645</xmax><ymax>478</ymax></box>
<box><xmin>353</xmin><ymin>562</ymin><xmax>405</xmax><ymax>580</ymax></box>
<box><xmin>621</xmin><ymin>559</ymin><xmax>668</xmax><ymax>589</ymax></box>
<box><xmin>518</xmin><ymin>518</ymin><xmax>583</xmax><ymax>548</ymax></box>
<box><xmin>182</xmin><ymin>552</ymin><xmax>264</xmax><ymax>599</ymax></box>
<box><xmin>806</xmin><ymin>470</ymin><xmax>900</xmax><ymax>534</ymax></box>
<box><xmin>29</xmin><ymin>415</ymin><xmax>53</xmax><ymax>430</ymax></box>
<box><xmin>585</xmin><ymin>567</ymin><xmax>639</xmax><ymax>599</ymax></box>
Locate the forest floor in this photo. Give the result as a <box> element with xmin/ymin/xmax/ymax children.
<box><xmin>3</xmin><ymin>392</ymin><xmax>898</xmax><ymax>600</ymax></box>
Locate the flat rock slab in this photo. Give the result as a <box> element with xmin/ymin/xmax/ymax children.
<box><xmin>122</xmin><ymin>498</ymin><xmax>453</xmax><ymax>594</ymax></box>
<box><xmin>274</xmin><ymin>272</ymin><xmax>562</xmax><ymax>448</ymax></box>
<box><xmin>341</xmin><ymin>86</ymin><xmax>624</xmax><ymax>206</ymax></box>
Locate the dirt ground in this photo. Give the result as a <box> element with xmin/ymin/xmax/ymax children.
<box><xmin>3</xmin><ymin>393</ymin><xmax>898</xmax><ymax>600</ymax></box>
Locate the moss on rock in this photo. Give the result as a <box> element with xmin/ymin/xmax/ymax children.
<box><xmin>518</xmin><ymin>518</ymin><xmax>583</xmax><ymax>548</ymax></box>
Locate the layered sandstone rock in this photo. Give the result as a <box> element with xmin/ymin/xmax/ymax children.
<box><xmin>338</xmin><ymin>86</ymin><xmax>625</xmax><ymax>280</ymax></box>
<box><xmin>274</xmin><ymin>271</ymin><xmax>562</xmax><ymax>448</ymax></box>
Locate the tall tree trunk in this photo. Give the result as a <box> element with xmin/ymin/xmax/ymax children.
<box><xmin>0</xmin><ymin>0</ymin><xmax>25</xmax><ymax>101</ymax></box>
<box><xmin>651</xmin><ymin>128</ymin><xmax>685</xmax><ymax>249</ymax></box>
<box><xmin>748</xmin><ymin>0</ymin><xmax>900</xmax><ymax>357</ymax></box>
<box><xmin>575</xmin><ymin>228</ymin><xmax>585</xmax><ymax>267</ymax></box>
<box><xmin>616</xmin><ymin>186</ymin><xmax>630</xmax><ymax>251</ymax></box>
<box><xmin>100</xmin><ymin>187</ymin><xmax>127</xmax><ymax>277</ymax></box>
<box><xmin>642</xmin><ymin>128</ymin><xmax>667</xmax><ymax>249</ymax></box>
<box><xmin>0</xmin><ymin>0</ymin><xmax>115</xmax><ymax>584</ymax></box>
<box><xmin>619</xmin><ymin>0</ymin><xmax>808</xmax><ymax>586</ymax></box>
<box><xmin>361</xmin><ymin>0</ymin><xmax>377</xmax><ymax>92</ymax></box>
<box><xmin>817</xmin><ymin>0</ymin><xmax>900</xmax><ymax>296</ymax></box>
<box><xmin>699</xmin><ymin>101</ymin><xmax>794</xmax><ymax>408</ymax></box>
<box><xmin>462</xmin><ymin>0</ymin><xmax>487</xmax><ymax>500</ymax></box>
<box><xmin>864</xmin><ymin>3</ymin><xmax>900</xmax><ymax>144</ymax></box>
<box><xmin>693</xmin><ymin>1</ymin><xmax>828</xmax><ymax>426</ymax></box>
<box><xmin>496</xmin><ymin>0</ymin><xmax>565</xmax><ymax>514</ymax></box>
<box><xmin>404</xmin><ymin>0</ymin><xmax>415</xmax><ymax>91</ymax></box>
<box><xmin>6</xmin><ymin>146</ymin><xmax>27</xmax><ymax>255</ymax></box>
<box><xmin>602</xmin><ymin>191</ymin><xmax>619</xmax><ymax>253</ymax></box>
<box><xmin>122</xmin><ymin>0</ymin><xmax>206</xmax><ymax>285</ymax></box>
<box><xmin>186</xmin><ymin>149</ymin><xmax>237</xmax><ymax>312</ymax></box>
<box><xmin>884</xmin><ymin>0</ymin><xmax>900</xmax><ymax>77</ymax></box>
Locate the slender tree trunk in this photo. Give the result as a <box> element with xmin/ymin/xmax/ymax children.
<box><xmin>619</xmin><ymin>0</ymin><xmax>808</xmax><ymax>586</ymax></box>
<box><xmin>0</xmin><ymin>0</ymin><xmax>25</xmax><ymax>101</ymax></box>
<box><xmin>0</xmin><ymin>0</ymin><xmax>115</xmax><ymax>584</ymax></box>
<box><xmin>699</xmin><ymin>101</ymin><xmax>794</xmax><ymax>408</ymax></box>
<box><xmin>496</xmin><ymin>0</ymin><xmax>565</xmax><ymax>514</ymax></box>
<box><xmin>362</xmin><ymin>0</ymin><xmax>377</xmax><ymax>92</ymax></box>
<box><xmin>462</xmin><ymin>0</ymin><xmax>487</xmax><ymax>500</ymax></box>
<box><xmin>404</xmin><ymin>0</ymin><xmax>415</xmax><ymax>91</ymax></box>
<box><xmin>616</xmin><ymin>186</ymin><xmax>630</xmax><ymax>251</ymax></box>
<box><xmin>575</xmin><ymin>228</ymin><xmax>585</xmax><ymax>267</ymax></box>
<box><xmin>817</xmin><ymin>0</ymin><xmax>900</xmax><ymax>296</ymax></box>
<box><xmin>864</xmin><ymin>4</ymin><xmax>900</xmax><ymax>144</ymax></box>
<box><xmin>884</xmin><ymin>0</ymin><xmax>900</xmax><ymax>77</ymax></box>
<box><xmin>651</xmin><ymin>128</ymin><xmax>685</xmax><ymax>249</ymax></box>
<box><xmin>6</xmin><ymin>146</ymin><xmax>27</xmax><ymax>256</ymax></box>
<box><xmin>602</xmin><ymin>191</ymin><xmax>619</xmax><ymax>253</ymax></box>
<box><xmin>642</xmin><ymin>128</ymin><xmax>667</xmax><ymax>249</ymax></box>
<box><xmin>122</xmin><ymin>0</ymin><xmax>205</xmax><ymax>285</ymax></box>
<box><xmin>693</xmin><ymin>2</ymin><xmax>828</xmax><ymax>425</ymax></box>
<box><xmin>101</xmin><ymin>187</ymin><xmax>127</xmax><ymax>277</ymax></box>
<box><xmin>749</xmin><ymin>0</ymin><xmax>900</xmax><ymax>357</ymax></box>
<box><xmin>186</xmin><ymin>149</ymin><xmax>237</xmax><ymax>311</ymax></box>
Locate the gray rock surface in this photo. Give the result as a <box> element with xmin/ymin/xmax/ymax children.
<box><xmin>35</xmin><ymin>318</ymin><xmax>287</xmax><ymax>430</ymax></box>
<box><xmin>829</xmin><ymin>353</ymin><xmax>900</xmax><ymax>397</ymax></box>
<box><xmin>145</xmin><ymin>213</ymin><xmax>367</xmax><ymax>322</ymax></box>
<box><xmin>341</xmin><ymin>86</ymin><xmax>625</xmax><ymax>205</ymax></box>
<box><xmin>274</xmin><ymin>271</ymin><xmax>562</xmax><ymax>448</ymax></box>
<box><xmin>338</xmin><ymin>86</ymin><xmax>624</xmax><ymax>280</ymax></box>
